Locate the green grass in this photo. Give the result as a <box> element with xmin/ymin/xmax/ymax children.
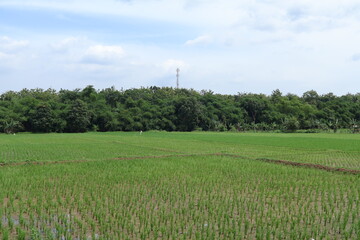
<box><xmin>0</xmin><ymin>132</ymin><xmax>359</xmax><ymax>239</ymax></box>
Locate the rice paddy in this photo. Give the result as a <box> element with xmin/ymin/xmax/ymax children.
<box><xmin>0</xmin><ymin>132</ymin><xmax>359</xmax><ymax>239</ymax></box>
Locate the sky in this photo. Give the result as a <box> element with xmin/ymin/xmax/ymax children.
<box><xmin>1</xmin><ymin>0</ymin><xmax>360</xmax><ymax>95</ymax></box>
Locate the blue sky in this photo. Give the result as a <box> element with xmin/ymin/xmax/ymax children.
<box><xmin>1</xmin><ymin>0</ymin><xmax>360</xmax><ymax>95</ymax></box>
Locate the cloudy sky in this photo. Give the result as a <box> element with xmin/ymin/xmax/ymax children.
<box><xmin>1</xmin><ymin>0</ymin><xmax>360</xmax><ymax>95</ymax></box>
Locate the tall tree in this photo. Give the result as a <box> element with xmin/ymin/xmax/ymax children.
<box><xmin>238</xmin><ymin>94</ymin><xmax>269</xmax><ymax>124</ymax></box>
<box><xmin>175</xmin><ymin>97</ymin><xmax>205</xmax><ymax>131</ymax></box>
<box><xmin>30</xmin><ymin>103</ymin><xmax>56</xmax><ymax>133</ymax></box>
<box><xmin>64</xmin><ymin>99</ymin><xmax>91</xmax><ymax>133</ymax></box>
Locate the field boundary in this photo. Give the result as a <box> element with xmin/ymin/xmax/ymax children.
<box><xmin>0</xmin><ymin>154</ymin><xmax>214</xmax><ymax>167</ymax></box>
<box><xmin>1</xmin><ymin>153</ymin><xmax>359</xmax><ymax>175</ymax></box>
<box><xmin>220</xmin><ymin>154</ymin><xmax>360</xmax><ymax>175</ymax></box>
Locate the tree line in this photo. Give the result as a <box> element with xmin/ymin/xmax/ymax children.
<box><xmin>0</xmin><ymin>86</ymin><xmax>359</xmax><ymax>133</ymax></box>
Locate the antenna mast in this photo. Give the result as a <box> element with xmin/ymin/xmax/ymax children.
<box><xmin>176</xmin><ymin>68</ymin><xmax>180</xmax><ymax>89</ymax></box>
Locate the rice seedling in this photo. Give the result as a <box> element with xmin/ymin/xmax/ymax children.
<box><xmin>0</xmin><ymin>132</ymin><xmax>359</xmax><ymax>239</ymax></box>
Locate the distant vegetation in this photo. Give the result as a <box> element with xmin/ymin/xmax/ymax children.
<box><xmin>1</xmin><ymin>86</ymin><xmax>360</xmax><ymax>133</ymax></box>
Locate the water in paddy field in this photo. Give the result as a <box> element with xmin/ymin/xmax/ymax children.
<box><xmin>1</xmin><ymin>216</ymin><xmax>20</xmax><ymax>226</ymax></box>
<box><xmin>1</xmin><ymin>215</ymin><xmax>100</xmax><ymax>239</ymax></box>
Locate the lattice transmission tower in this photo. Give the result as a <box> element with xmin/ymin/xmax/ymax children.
<box><xmin>176</xmin><ymin>68</ymin><xmax>180</xmax><ymax>89</ymax></box>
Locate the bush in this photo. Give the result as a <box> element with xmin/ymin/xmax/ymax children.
<box><xmin>281</xmin><ymin>117</ymin><xmax>299</xmax><ymax>133</ymax></box>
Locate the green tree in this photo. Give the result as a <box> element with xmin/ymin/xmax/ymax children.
<box><xmin>238</xmin><ymin>94</ymin><xmax>269</xmax><ymax>124</ymax></box>
<box><xmin>175</xmin><ymin>97</ymin><xmax>204</xmax><ymax>131</ymax></box>
<box><xmin>64</xmin><ymin>99</ymin><xmax>91</xmax><ymax>133</ymax></box>
<box><xmin>30</xmin><ymin>103</ymin><xmax>56</xmax><ymax>133</ymax></box>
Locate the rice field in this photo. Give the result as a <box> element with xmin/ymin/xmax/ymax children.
<box><xmin>0</xmin><ymin>132</ymin><xmax>359</xmax><ymax>239</ymax></box>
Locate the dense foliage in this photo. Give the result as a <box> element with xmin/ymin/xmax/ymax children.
<box><xmin>1</xmin><ymin>86</ymin><xmax>360</xmax><ymax>133</ymax></box>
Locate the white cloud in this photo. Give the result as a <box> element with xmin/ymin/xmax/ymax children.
<box><xmin>50</xmin><ymin>37</ymin><xmax>85</xmax><ymax>52</ymax></box>
<box><xmin>81</xmin><ymin>45</ymin><xmax>125</xmax><ymax>65</ymax></box>
<box><xmin>160</xmin><ymin>59</ymin><xmax>187</xmax><ymax>73</ymax></box>
<box><xmin>0</xmin><ymin>36</ymin><xmax>31</xmax><ymax>75</ymax></box>
<box><xmin>185</xmin><ymin>35</ymin><xmax>212</xmax><ymax>46</ymax></box>
<box><xmin>0</xmin><ymin>36</ymin><xmax>29</xmax><ymax>53</ymax></box>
